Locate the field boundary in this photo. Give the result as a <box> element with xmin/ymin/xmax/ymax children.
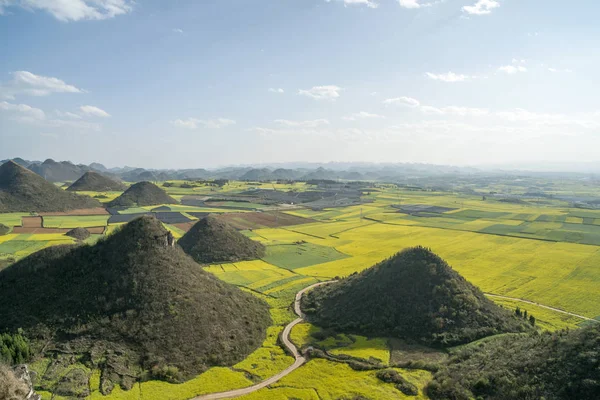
<box><xmin>485</xmin><ymin>293</ymin><xmax>598</xmax><ymax>322</ymax></box>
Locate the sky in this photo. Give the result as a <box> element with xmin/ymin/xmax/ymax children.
<box><xmin>0</xmin><ymin>0</ymin><xmax>599</xmax><ymax>169</ymax></box>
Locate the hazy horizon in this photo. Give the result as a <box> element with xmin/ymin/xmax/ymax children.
<box><xmin>1</xmin><ymin>0</ymin><xmax>599</xmax><ymax>169</ymax></box>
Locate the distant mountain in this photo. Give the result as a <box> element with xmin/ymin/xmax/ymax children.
<box><xmin>107</xmin><ymin>181</ymin><xmax>176</xmax><ymax>207</ymax></box>
<box><xmin>0</xmin><ymin>161</ymin><xmax>101</xmax><ymax>212</ymax></box>
<box><xmin>0</xmin><ymin>216</ymin><xmax>271</xmax><ymax>388</ymax></box>
<box><xmin>302</xmin><ymin>246</ymin><xmax>530</xmax><ymax>346</ymax></box>
<box><xmin>178</xmin><ymin>216</ymin><xmax>266</xmax><ymax>264</ymax></box>
<box><xmin>67</xmin><ymin>171</ymin><xmax>126</xmax><ymax>192</ymax></box>
<box><xmin>239</xmin><ymin>168</ymin><xmax>275</xmax><ymax>181</ymax></box>
<box><xmin>89</xmin><ymin>162</ymin><xmax>108</xmax><ymax>172</ymax></box>
<box><xmin>28</xmin><ymin>159</ymin><xmax>92</xmax><ymax>182</ymax></box>
<box><xmin>300</xmin><ymin>167</ymin><xmax>340</xmax><ymax>181</ymax></box>
<box><xmin>121</xmin><ymin>168</ymin><xmax>151</xmax><ymax>182</ymax></box>
<box><xmin>427</xmin><ymin>324</ymin><xmax>600</xmax><ymax>400</ymax></box>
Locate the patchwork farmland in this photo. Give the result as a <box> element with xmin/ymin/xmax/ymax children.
<box><xmin>1</xmin><ymin>177</ymin><xmax>600</xmax><ymax>399</ymax></box>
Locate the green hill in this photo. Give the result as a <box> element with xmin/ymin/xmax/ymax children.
<box><xmin>0</xmin><ymin>224</ymin><xmax>9</xmax><ymax>235</ymax></box>
<box><xmin>0</xmin><ymin>161</ymin><xmax>101</xmax><ymax>212</ymax></box>
<box><xmin>302</xmin><ymin>246</ymin><xmax>530</xmax><ymax>346</ymax></box>
<box><xmin>66</xmin><ymin>171</ymin><xmax>126</xmax><ymax>192</ymax></box>
<box><xmin>178</xmin><ymin>216</ymin><xmax>266</xmax><ymax>264</ymax></box>
<box><xmin>427</xmin><ymin>324</ymin><xmax>600</xmax><ymax>400</ymax></box>
<box><xmin>107</xmin><ymin>181</ymin><xmax>176</xmax><ymax>207</ymax></box>
<box><xmin>0</xmin><ymin>216</ymin><xmax>270</xmax><ymax>389</ymax></box>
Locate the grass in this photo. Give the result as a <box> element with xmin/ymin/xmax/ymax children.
<box><xmin>490</xmin><ymin>297</ymin><xmax>583</xmax><ymax>331</ymax></box>
<box><xmin>233</xmin><ymin>326</ymin><xmax>294</xmax><ymax>380</ymax></box>
<box><xmin>0</xmin><ymin>213</ymin><xmax>28</xmax><ymax>227</ymax></box>
<box><xmin>263</xmin><ymin>242</ymin><xmax>349</xmax><ymax>270</ymax></box>
<box><xmin>329</xmin><ymin>336</ymin><xmax>390</xmax><ymax>365</ymax></box>
<box><xmin>73</xmin><ymin>191</ymin><xmax>122</xmax><ymax>203</ymax></box>
<box><xmin>43</xmin><ymin>215</ymin><xmax>109</xmax><ymax>228</ymax></box>
<box><xmin>266</xmin><ymin>359</ymin><xmax>431</xmax><ymax>400</ymax></box>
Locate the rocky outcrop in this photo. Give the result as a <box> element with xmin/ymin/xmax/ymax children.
<box><xmin>12</xmin><ymin>365</ymin><xmax>41</xmax><ymax>400</ymax></box>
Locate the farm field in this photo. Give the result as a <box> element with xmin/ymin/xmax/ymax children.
<box><xmin>2</xmin><ymin>180</ymin><xmax>600</xmax><ymax>399</ymax></box>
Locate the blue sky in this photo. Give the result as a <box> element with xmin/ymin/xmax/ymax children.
<box><xmin>0</xmin><ymin>0</ymin><xmax>599</xmax><ymax>169</ymax></box>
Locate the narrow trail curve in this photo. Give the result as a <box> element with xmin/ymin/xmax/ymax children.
<box><xmin>193</xmin><ymin>280</ymin><xmax>336</xmax><ymax>400</ymax></box>
<box><xmin>484</xmin><ymin>293</ymin><xmax>599</xmax><ymax>322</ymax></box>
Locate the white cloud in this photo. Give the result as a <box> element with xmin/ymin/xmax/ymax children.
<box><xmin>0</xmin><ymin>71</ymin><xmax>83</xmax><ymax>99</ymax></box>
<box><xmin>421</xmin><ymin>105</ymin><xmax>490</xmax><ymax>116</ymax></box>
<box><xmin>274</xmin><ymin>119</ymin><xmax>330</xmax><ymax>128</ymax></box>
<box><xmin>54</xmin><ymin>110</ymin><xmax>82</xmax><ymax>119</ymax></box>
<box><xmin>0</xmin><ymin>100</ymin><xmax>45</xmax><ymax>120</ymax></box>
<box><xmin>298</xmin><ymin>85</ymin><xmax>342</xmax><ymax>101</ymax></box>
<box><xmin>0</xmin><ymin>0</ymin><xmax>133</xmax><ymax>22</ymax></box>
<box><xmin>171</xmin><ymin>118</ymin><xmax>236</xmax><ymax>129</ymax></box>
<box><xmin>426</xmin><ymin>72</ymin><xmax>470</xmax><ymax>82</ymax></box>
<box><xmin>325</xmin><ymin>0</ymin><xmax>378</xmax><ymax>8</ymax></box>
<box><xmin>398</xmin><ymin>0</ymin><xmax>423</xmax><ymax>8</ymax></box>
<box><xmin>498</xmin><ymin>65</ymin><xmax>527</xmax><ymax>74</ymax></box>
<box><xmin>383</xmin><ymin>96</ymin><xmax>420</xmax><ymax>107</ymax></box>
<box><xmin>342</xmin><ymin>111</ymin><xmax>385</xmax><ymax>121</ymax></box>
<box><xmin>172</xmin><ymin>28</ymin><xmax>184</xmax><ymax>34</ymax></box>
<box><xmin>1</xmin><ymin>101</ymin><xmax>100</xmax><ymax>130</ymax></box>
<box><xmin>79</xmin><ymin>105</ymin><xmax>110</xmax><ymax>118</ymax></box>
<box><xmin>462</xmin><ymin>0</ymin><xmax>499</xmax><ymax>15</ymax></box>
<box><xmin>268</xmin><ymin>88</ymin><xmax>284</xmax><ymax>93</ymax></box>
<box><xmin>397</xmin><ymin>0</ymin><xmax>441</xmax><ymax>9</ymax></box>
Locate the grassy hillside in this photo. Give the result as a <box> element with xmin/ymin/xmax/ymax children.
<box><xmin>0</xmin><ymin>216</ymin><xmax>270</xmax><ymax>390</ymax></box>
<box><xmin>67</xmin><ymin>171</ymin><xmax>126</xmax><ymax>192</ymax></box>
<box><xmin>108</xmin><ymin>181</ymin><xmax>176</xmax><ymax>207</ymax></box>
<box><xmin>179</xmin><ymin>216</ymin><xmax>266</xmax><ymax>264</ymax></box>
<box><xmin>427</xmin><ymin>324</ymin><xmax>600</xmax><ymax>400</ymax></box>
<box><xmin>302</xmin><ymin>246</ymin><xmax>530</xmax><ymax>346</ymax></box>
<box><xmin>0</xmin><ymin>161</ymin><xmax>101</xmax><ymax>212</ymax></box>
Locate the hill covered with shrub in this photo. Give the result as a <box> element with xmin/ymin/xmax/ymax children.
<box><xmin>427</xmin><ymin>324</ymin><xmax>600</xmax><ymax>400</ymax></box>
<box><xmin>107</xmin><ymin>181</ymin><xmax>176</xmax><ymax>207</ymax></box>
<box><xmin>0</xmin><ymin>161</ymin><xmax>101</xmax><ymax>212</ymax></box>
<box><xmin>302</xmin><ymin>246</ymin><xmax>530</xmax><ymax>346</ymax></box>
<box><xmin>0</xmin><ymin>216</ymin><xmax>270</xmax><ymax>388</ymax></box>
<box><xmin>178</xmin><ymin>216</ymin><xmax>266</xmax><ymax>264</ymax></box>
<box><xmin>67</xmin><ymin>171</ymin><xmax>126</xmax><ymax>192</ymax></box>
<box><xmin>65</xmin><ymin>227</ymin><xmax>90</xmax><ymax>241</ymax></box>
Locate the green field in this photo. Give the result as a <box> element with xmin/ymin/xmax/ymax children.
<box><xmin>3</xmin><ymin>180</ymin><xmax>600</xmax><ymax>399</ymax></box>
<box><xmin>263</xmin><ymin>242</ymin><xmax>349</xmax><ymax>270</ymax></box>
<box><xmin>43</xmin><ymin>215</ymin><xmax>109</xmax><ymax>228</ymax></box>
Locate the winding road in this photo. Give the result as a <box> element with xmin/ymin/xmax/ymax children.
<box><xmin>193</xmin><ymin>280</ymin><xmax>334</xmax><ymax>400</ymax></box>
<box><xmin>484</xmin><ymin>293</ymin><xmax>598</xmax><ymax>322</ymax></box>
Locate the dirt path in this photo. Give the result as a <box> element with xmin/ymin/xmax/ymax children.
<box><xmin>193</xmin><ymin>281</ymin><xmax>335</xmax><ymax>400</ymax></box>
<box><xmin>485</xmin><ymin>293</ymin><xmax>598</xmax><ymax>322</ymax></box>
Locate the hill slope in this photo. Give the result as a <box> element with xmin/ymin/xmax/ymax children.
<box><xmin>302</xmin><ymin>246</ymin><xmax>529</xmax><ymax>346</ymax></box>
<box><xmin>0</xmin><ymin>216</ymin><xmax>271</xmax><ymax>386</ymax></box>
<box><xmin>178</xmin><ymin>216</ymin><xmax>266</xmax><ymax>264</ymax></box>
<box><xmin>67</xmin><ymin>171</ymin><xmax>126</xmax><ymax>192</ymax></box>
<box><xmin>0</xmin><ymin>161</ymin><xmax>101</xmax><ymax>212</ymax></box>
<box><xmin>427</xmin><ymin>324</ymin><xmax>600</xmax><ymax>400</ymax></box>
<box><xmin>107</xmin><ymin>181</ymin><xmax>177</xmax><ymax>207</ymax></box>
